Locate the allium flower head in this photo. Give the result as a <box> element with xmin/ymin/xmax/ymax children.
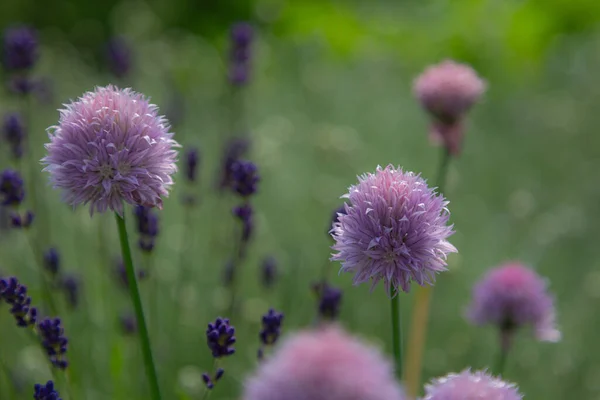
<box><xmin>423</xmin><ymin>369</ymin><xmax>522</xmax><ymax>400</ymax></box>
<box><xmin>42</xmin><ymin>85</ymin><xmax>178</xmax><ymax>216</ymax></box>
<box><xmin>467</xmin><ymin>262</ymin><xmax>560</xmax><ymax>342</ymax></box>
<box><xmin>331</xmin><ymin>165</ymin><xmax>456</xmax><ymax>295</ymax></box>
<box><xmin>243</xmin><ymin>326</ymin><xmax>405</xmax><ymax>400</ymax></box>
<box><xmin>3</xmin><ymin>26</ymin><xmax>38</xmax><ymax>71</ymax></box>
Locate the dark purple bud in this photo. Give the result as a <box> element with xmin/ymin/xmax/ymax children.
<box><xmin>7</xmin><ymin>75</ymin><xmax>35</xmax><ymax>95</ymax></box>
<box><xmin>33</xmin><ymin>380</ymin><xmax>61</xmax><ymax>400</ymax></box>
<box><xmin>38</xmin><ymin>317</ymin><xmax>69</xmax><ymax>369</ymax></box>
<box><xmin>230</xmin><ymin>160</ymin><xmax>259</xmax><ymax>197</ymax></box>
<box><xmin>0</xmin><ymin>276</ymin><xmax>37</xmax><ymax>327</ymax></box>
<box><xmin>3</xmin><ymin>26</ymin><xmax>38</xmax><ymax>71</ymax></box>
<box><xmin>119</xmin><ymin>313</ymin><xmax>137</xmax><ymax>335</ymax></box>
<box><xmin>259</xmin><ymin>308</ymin><xmax>284</xmax><ymax>346</ymax></box>
<box><xmin>115</xmin><ymin>259</ymin><xmax>147</xmax><ymax>290</ymax></box>
<box><xmin>228</xmin><ymin>65</ymin><xmax>249</xmax><ymax>86</ymax></box>
<box><xmin>43</xmin><ymin>248</ymin><xmax>60</xmax><ymax>277</ymax></box>
<box><xmin>3</xmin><ymin>113</ymin><xmax>25</xmax><ymax>146</ymax></box>
<box><xmin>218</xmin><ymin>138</ymin><xmax>250</xmax><ymax>191</ymax></box>
<box><xmin>233</xmin><ymin>203</ymin><xmax>254</xmax><ymax>242</ymax></box>
<box><xmin>261</xmin><ymin>256</ymin><xmax>277</xmax><ymax>288</ymax></box>
<box><xmin>202</xmin><ymin>373</ymin><xmax>214</xmax><ymax>389</ymax></box>
<box><xmin>133</xmin><ymin>206</ymin><xmax>159</xmax><ymax>253</ymax></box>
<box><xmin>0</xmin><ymin>169</ymin><xmax>25</xmax><ymax>206</ymax></box>
<box><xmin>313</xmin><ymin>282</ymin><xmax>343</xmax><ymax>320</ymax></box>
<box><xmin>9</xmin><ymin>210</ymin><xmax>33</xmax><ymax>228</ymax></box>
<box><xmin>230</xmin><ymin>22</ymin><xmax>254</xmax><ymax>47</ymax></box>
<box><xmin>214</xmin><ymin>368</ymin><xmax>225</xmax><ymax>381</ymax></box>
<box><xmin>105</xmin><ymin>36</ymin><xmax>132</xmax><ymax>79</ymax></box>
<box><xmin>185</xmin><ymin>148</ymin><xmax>200</xmax><ymax>183</ymax></box>
<box><xmin>60</xmin><ymin>274</ymin><xmax>79</xmax><ymax>309</ymax></box>
<box><xmin>206</xmin><ymin>317</ymin><xmax>236</xmax><ymax>358</ymax></box>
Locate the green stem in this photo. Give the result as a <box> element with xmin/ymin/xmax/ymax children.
<box><xmin>23</xmin><ymin>230</ymin><xmax>57</xmax><ymax>316</ymax></box>
<box><xmin>114</xmin><ymin>212</ymin><xmax>162</xmax><ymax>400</ymax></box>
<box><xmin>435</xmin><ymin>148</ymin><xmax>451</xmax><ymax>195</ymax></box>
<box><xmin>495</xmin><ymin>347</ymin><xmax>508</xmax><ymax>377</ymax></box>
<box><xmin>390</xmin><ymin>285</ymin><xmax>402</xmax><ymax>380</ymax></box>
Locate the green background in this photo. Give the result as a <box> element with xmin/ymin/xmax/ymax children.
<box><xmin>1</xmin><ymin>0</ymin><xmax>600</xmax><ymax>399</ymax></box>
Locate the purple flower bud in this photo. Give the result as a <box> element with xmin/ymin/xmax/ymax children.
<box><xmin>231</xmin><ymin>23</ymin><xmax>254</xmax><ymax>47</ymax></box>
<box><xmin>119</xmin><ymin>312</ymin><xmax>137</xmax><ymax>335</ymax></box>
<box><xmin>43</xmin><ymin>247</ymin><xmax>60</xmax><ymax>277</ymax></box>
<box><xmin>0</xmin><ymin>169</ymin><xmax>25</xmax><ymax>206</ymax></box>
<box><xmin>7</xmin><ymin>75</ymin><xmax>35</xmax><ymax>95</ymax></box>
<box><xmin>9</xmin><ymin>210</ymin><xmax>34</xmax><ymax>228</ymax></box>
<box><xmin>0</xmin><ymin>276</ymin><xmax>37</xmax><ymax>327</ymax></box>
<box><xmin>215</xmin><ymin>368</ymin><xmax>225</xmax><ymax>381</ymax></box>
<box><xmin>133</xmin><ymin>206</ymin><xmax>159</xmax><ymax>253</ymax></box>
<box><xmin>105</xmin><ymin>37</ymin><xmax>132</xmax><ymax>79</ymax></box>
<box><xmin>230</xmin><ymin>160</ymin><xmax>259</xmax><ymax>198</ymax></box>
<box><xmin>312</xmin><ymin>282</ymin><xmax>342</xmax><ymax>320</ymax></box>
<box><xmin>3</xmin><ymin>113</ymin><xmax>25</xmax><ymax>159</ymax></box>
<box><xmin>206</xmin><ymin>317</ymin><xmax>236</xmax><ymax>358</ymax></box>
<box><xmin>3</xmin><ymin>26</ymin><xmax>38</xmax><ymax>71</ymax></box>
<box><xmin>233</xmin><ymin>203</ymin><xmax>254</xmax><ymax>242</ymax></box>
<box><xmin>33</xmin><ymin>380</ymin><xmax>62</xmax><ymax>400</ymax></box>
<box><xmin>218</xmin><ymin>138</ymin><xmax>250</xmax><ymax>191</ymax></box>
<box><xmin>261</xmin><ymin>256</ymin><xmax>277</xmax><ymax>289</ymax></box>
<box><xmin>184</xmin><ymin>148</ymin><xmax>200</xmax><ymax>183</ymax></box>
<box><xmin>38</xmin><ymin>317</ymin><xmax>69</xmax><ymax>369</ymax></box>
<box><xmin>202</xmin><ymin>373</ymin><xmax>214</xmax><ymax>389</ymax></box>
<box><xmin>60</xmin><ymin>274</ymin><xmax>80</xmax><ymax>309</ymax></box>
<box><xmin>259</xmin><ymin>308</ymin><xmax>284</xmax><ymax>346</ymax></box>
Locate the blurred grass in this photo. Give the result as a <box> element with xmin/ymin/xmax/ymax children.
<box><xmin>1</xmin><ymin>1</ymin><xmax>600</xmax><ymax>399</ymax></box>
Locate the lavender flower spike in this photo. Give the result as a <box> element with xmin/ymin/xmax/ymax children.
<box><xmin>3</xmin><ymin>26</ymin><xmax>38</xmax><ymax>71</ymax></box>
<box><xmin>34</xmin><ymin>380</ymin><xmax>62</xmax><ymax>400</ymax></box>
<box><xmin>423</xmin><ymin>369</ymin><xmax>522</xmax><ymax>400</ymax></box>
<box><xmin>331</xmin><ymin>165</ymin><xmax>456</xmax><ymax>295</ymax></box>
<box><xmin>42</xmin><ymin>85</ymin><xmax>179</xmax><ymax>216</ymax></box>
<box><xmin>467</xmin><ymin>262</ymin><xmax>560</xmax><ymax>343</ymax></box>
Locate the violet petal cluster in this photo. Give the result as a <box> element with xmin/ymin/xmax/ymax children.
<box><xmin>0</xmin><ymin>276</ymin><xmax>37</xmax><ymax>327</ymax></box>
<box><xmin>467</xmin><ymin>262</ymin><xmax>560</xmax><ymax>342</ymax></box>
<box><xmin>423</xmin><ymin>369</ymin><xmax>522</xmax><ymax>400</ymax></box>
<box><xmin>34</xmin><ymin>380</ymin><xmax>62</xmax><ymax>400</ymax></box>
<box><xmin>206</xmin><ymin>317</ymin><xmax>236</xmax><ymax>358</ymax></box>
<box><xmin>243</xmin><ymin>326</ymin><xmax>405</xmax><ymax>400</ymax></box>
<box><xmin>2</xmin><ymin>26</ymin><xmax>38</xmax><ymax>71</ymax></box>
<box><xmin>331</xmin><ymin>165</ymin><xmax>457</xmax><ymax>295</ymax></box>
<box><xmin>42</xmin><ymin>85</ymin><xmax>179</xmax><ymax>216</ymax></box>
<box><xmin>38</xmin><ymin>317</ymin><xmax>69</xmax><ymax>369</ymax></box>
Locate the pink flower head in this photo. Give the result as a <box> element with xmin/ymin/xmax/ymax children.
<box><xmin>467</xmin><ymin>262</ymin><xmax>560</xmax><ymax>342</ymax></box>
<box><xmin>42</xmin><ymin>85</ymin><xmax>178</xmax><ymax>215</ymax></box>
<box><xmin>331</xmin><ymin>165</ymin><xmax>456</xmax><ymax>295</ymax></box>
<box><xmin>423</xmin><ymin>369</ymin><xmax>522</xmax><ymax>400</ymax></box>
<box><xmin>243</xmin><ymin>326</ymin><xmax>405</xmax><ymax>400</ymax></box>
<box><xmin>413</xmin><ymin>60</ymin><xmax>486</xmax><ymax>156</ymax></box>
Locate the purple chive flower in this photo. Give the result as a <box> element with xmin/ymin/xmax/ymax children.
<box><xmin>218</xmin><ymin>138</ymin><xmax>250</xmax><ymax>190</ymax></box>
<box><xmin>206</xmin><ymin>317</ymin><xmax>236</xmax><ymax>358</ymax></box>
<box><xmin>133</xmin><ymin>205</ymin><xmax>159</xmax><ymax>252</ymax></box>
<box><xmin>423</xmin><ymin>369</ymin><xmax>522</xmax><ymax>400</ymax></box>
<box><xmin>0</xmin><ymin>169</ymin><xmax>25</xmax><ymax>206</ymax></box>
<box><xmin>413</xmin><ymin>60</ymin><xmax>486</xmax><ymax>156</ymax></box>
<box><xmin>243</xmin><ymin>326</ymin><xmax>405</xmax><ymax>400</ymax></box>
<box><xmin>331</xmin><ymin>165</ymin><xmax>457</xmax><ymax>295</ymax></box>
<box><xmin>34</xmin><ymin>380</ymin><xmax>62</xmax><ymax>400</ymax></box>
<box><xmin>0</xmin><ymin>277</ymin><xmax>37</xmax><ymax>327</ymax></box>
<box><xmin>231</xmin><ymin>160</ymin><xmax>259</xmax><ymax>197</ymax></box>
<box><xmin>260</xmin><ymin>256</ymin><xmax>277</xmax><ymax>289</ymax></box>
<box><xmin>38</xmin><ymin>317</ymin><xmax>68</xmax><ymax>369</ymax></box>
<box><xmin>105</xmin><ymin>37</ymin><xmax>132</xmax><ymax>79</ymax></box>
<box><xmin>2</xmin><ymin>26</ymin><xmax>38</xmax><ymax>71</ymax></box>
<box><xmin>42</xmin><ymin>85</ymin><xmax>179</xmax><ymax>216</ymax></box>
<box><xmin>43</xmin><ymin>247</ymin><xmax>60</xmax><ymax>277</ymax></box>
<box><xmin>60</xmin><ymin>274</ymin><xmax>80</xmax><ymax>309</ymax></box>
<box><xmin>233</xmin><ymin>203</ymin><xmax>254</xmax><ymax>243</ymax></box>
<box><xmin>228</xmin><ymin>22</ymin><xmax>254</xmax><ymax>86</ymax></box>
<box><xmin>467</xmin><ymin>262</ymin><xmax>561</xmax><ymax>344</ymax></box>
<box><xmin>312</xmin><ymin>282</ymin><xmax>343</xmax><ymax>321</ymax></box>
<box><xmin>3</xmin><ymin>112</ymin><xmax>25</xmax><ymax>158</ymax></box>
<box><xmin>260</xmin><ymin>309</ymin><xmax>284</xmax><ymax>346</ymax></box>
<box><xmin>119</xmin><ymin>312</ymin><xmax>137</xmax><ymax>335</ymax></box>
<box><xmin>184</xmin><ymin>148</ymin><xmax>200</xmax><ymax>183</ymax></box>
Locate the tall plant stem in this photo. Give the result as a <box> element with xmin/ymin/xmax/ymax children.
<box><xmin>114</xmin><ymin>212</ymin><xmax>161</xmax><ymax>400</ymax></box>
<box><xmin>390</xmin><ymin>286</ymin><xmax>403</xmax><ymax>380</ymax></box>
<box><xmin>404</xmin><ymin>149</ymin><xmax>451</xmax><ymax>398</ymax></box>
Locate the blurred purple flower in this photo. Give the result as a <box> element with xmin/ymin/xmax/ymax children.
<box><xmin>312</xmin><ymin>282</ymin><xmax>342</xmax><ymax>321</ymax></box>
<box><xmin>228</xmin><ymin>22</ymin><xmax>254</xmax><ymax>86</ymax></box>
<box><xmin>423</xmin><ymin>369</ymin><xmax>522</xmax><ymax>400</ymax></box>
<box><xmin>60</xmin><ymin>274</ymin><xmax>80</xmax><ymax>309</ymax></box>
<box><xmin>38</xmin><ymin>317</ymin><xmax>68</xmax><ymax>369</ymax></box>
<box><xmin>233</xmin><ymin>203</ymin><xmax>254</xmax><ymax>243</ymax></box>
<box><xmin>134</xmin><ymin>205</ymin><xmax>159</xmax><ymax>252</ymax></box>
<box><xmin>467</xmin><ymin>262</ymin><xmax>560</xmax><ymax>343</ymax></box>
<box><xmin>413</xmin><ymin>60</ymin><xmax>486</xmax><ymax>156</ymax></box>
<box><xmin>34</xmin><ymin>380</ymin><xmax>62</xmax><ymax>400</ymax></box>
<box><xmin>42</xmin><ymin>85</ymin><xmax>179</xmax><ymax>216</ymax></box>
<box><xmin>231</xmin><ymin>160</ymin><xmax>259</xmax><ymax>197</ymax></box>
<box><xmin>3</xmin><ymin>112</ymin><xmax>25</xmax><ymax>159</ymax></box>
<box><xmin>243</xmin><ymin>326</ymin><xmax>405</xmax><ymax>400</ymax></box>
<box><xmin>119</xmin><ymin>312</ymin><xmax>137</xmax><ymax>335</ymax></box>
<box><xmin>9</xmin><ymin>210</ymin><xmax>34</xmax><ymax>228</ymax></box>
<box><xmin>0</xmin><ymin>169</ymin><xmax>25</xmax><ymax>206</ymax></box>
<box><xmin>206</xmin><ymin>317</ymin><xmax>236</xmax><ymax>358</ymax></box>
<box><xmin>105</xmin><ymin>37</ymin><xmax>132</xmax><ymax>79</ymax></box>
<box><xmin>43</xmin><ymin>247</ymin><xmax>60</xmax><ymax>277</ymax></box>
<box><xmin>259</xmin><ymin>308</ymin><xmax>284</xmax><ymax>346</ymax></box>
<box><xmin>3</xmin><ymin>26</ymin><xmax>38</xmax><ymax>71</ymax></box>
<box><xmin>115</xmin><ymin>259</ymin><xmax>147</xmax><ymax>290</ymax></box>
<box><xmin>260</xmin><ymin>256</ymin><xmax>277</xmax><ymax>289</ymax></box>
<box><xmin>218</xmin><ymin>137</ymin><xmax>250</xmax><ymax>191</ymax></box>
<box><xmin>0</xmin><ymin>276</ymin><xmax>38</xmax><ymax>327</ymax></box>
<box><xmin>184</xmin><ymin>148</ymin><xmax>200</xmax><ymax>183</ymax></box>
<box><xmin>331</xmin><ymin>165</ymin><xmax>456</xmax><ymax>295</ymax></box>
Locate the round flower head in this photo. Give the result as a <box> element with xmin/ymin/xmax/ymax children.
<box><xmin>467</xmin><ymin>262</ymin><xmax>560</xmax><ymax>342</ymax></box>
<box><xmin>413</xmin><ymin>60</ymin><xmax>485</xmax><ymax>155</ymax></box>
<box><xmin>42</xmin><ymin>86</ymin><xmax>178</xmax><ymax>215</ymax></box>
<box><xmin>331</xmin><ymin>165</ymin><xmax>456</xmax><ymax>295</ymax></box>
<box><xmin>423</xmin><ymin>369</ymin><xmax>522</xmax><ymax>400</ymax></box>
<box><xmin>243</xmin><ymin>326</ymin><xmax>405</xmax><ymax>400</ymax></box>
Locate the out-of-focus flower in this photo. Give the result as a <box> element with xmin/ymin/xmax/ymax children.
<box><xmin>33</xmin><ymin>380</ymin><xmax>62</xmax><ymax>400</ymax></box>
<box><xmin>218</xmin><ymin>138</ymin><xmax>250</xmax><ymax>191</ymax></box>
<box><xmin>0</xmin><ymin>169</ymin><xmax>25</xmax><ymax>206</ymax></box>
<box><xmin>423</xmin><ymin>369</ymin><xmax>522</xmax><ymax>400</ymax></box>
<box><xmin>467</xmin><ymin>262</ymin><xmax>560</xmax><ymax>343</ymax></box>
<box><xmin>231</xmin><ymin>160</ymin><xmax>259</xmax><ymax>198</ymax></box>
<box><xmin>259</xmin><ymin>309</ymin><xmax>284</xmax><ymax>346</ymax></box>
<box><xmin>184</xmin><ymin>148</ymin><xmax>200</xmax><ymax>183</ymax></box>
<box><xmin>43</xmin><ymin>247</ymin><xmax>60</xmax><ymax>277</ymax></box>
<box><xmin>413</xmin><ymin>60</ymin><xmax>486</xmax><ymax>156</ymax></box>
<box><xmin>242</xmin><ymin>326</ymin><xmax>405</xmax><ymax>400</ymax></box>
<box><xmin>206</xmin><ymin>317</ymin><xmax>236</xmax><ymax>358</ymax></box>
<box><xmin>38</xmin><ymin>317</ymin><xmax>68</xmax><ymax>369</ymax></box>
<box><xmin>105</xmin><ymin>37</ymin><xmax>132</xmax><ymax>79</ymax></box>
<box><xmin>60</xmin><ymin>274</ymin><xmax>80</xmax><ymax>309</ymax></box>
<box><xmin>133</xmin><ymin>205</ymin><xmax>159</xmax><ymax>252</ymax></box>
<box><xmin>9</xmin><ymin>210</ymin><xmax>34</xmax><ymax>228</ymax></box>
<box><xmin>260</xmin><ymin>256</ymin><xmax>277</xmax><ymax>289</ymax></box>
<box><xmin>202</xmin><ymin>368</ymin><xmax>225</xmax><ymax>390</ymax></box>
<box><xmin>42</xmin><ymin>85</ymin><xmax>179</xmax><ymax>216</ymax></box>
<box><xmin>312</xmin><ymin>282</ymin><xmax>343</xmax><ymax>321</ymax></box>
<box><xmin>233</xmin><ymin>203</ymin><xmax>254</xmax><ymax>244</ymax></box>
<box><xmin>331</xmin><ymin>165</ymin><xmax>456</xmax><ymax>295</ymax></box>
<box><xmin>115</xmin><ymin>259</ymin><xmax>147</xmax><ymax>290</ymax></box>
<box><xmin>0</xmin><ymin>276</ymin><xmax>38</xmax><ymax>327</ymax></box>
<box><xmin>2</xmin><ymin>26</ymin><xmax>38</xmax><ymax>71</ymax></box>
<box><xmin>3</xmin><ymin>112</ymin><xmax>25</xmax><ymax>158</ymax></box>
<box><xmin>228</xmin><ymin>22</ymin><xmax>254</xmax><ymax>86</ymax></box>
<box><xmin>119</xmin><ymin>312</ymin><xmax>137</xmax><ymax>335</ymax></box>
